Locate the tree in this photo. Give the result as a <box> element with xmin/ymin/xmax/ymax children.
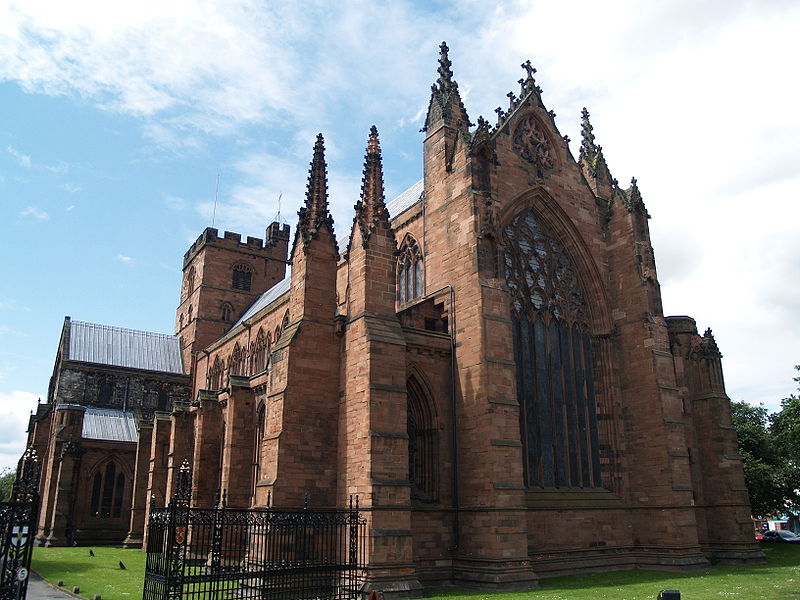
<box><xmin>731</xmin><ymin>366</ymin><xmax>800</xmax><ymax>518</ymax></box>
<box><xmin>0</xmin><ymin>468</ymin><xmax>15</xmax><ymax>502</ymax></box>
<box><xmin>770</xmin><ymin>365</ymin><xmax>800</xmax><ymax>513</ymax></box>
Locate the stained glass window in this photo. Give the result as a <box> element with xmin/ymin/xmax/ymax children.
<box><xmin>502</xmin><ymin>209</ymin><xmax>601</xmax><ymax>488</ymax></box>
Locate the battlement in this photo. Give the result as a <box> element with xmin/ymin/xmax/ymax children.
<box><xmin>183</xmin><ymin>222</ymin><xmax>290</xmax><ymax>268</ymax></box>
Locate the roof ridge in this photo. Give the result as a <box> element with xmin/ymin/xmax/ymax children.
<box><xmin>71</xmin><ymin>319</ymin><xmax>178</xmax><ymax>340</ymax></box>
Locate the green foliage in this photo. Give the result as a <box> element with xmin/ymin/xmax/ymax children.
<box><xmin>32</xmin><ymin>547</ymin><xmax>146</xmax><ymax>600</ymax></box>
<box><xmin>0</xmin><ymin>468</ymin><xmax>15</xmax><ymax>502</ymax></box>
<box><xmin>731</xmin><ymin>366</ymin><xmax>800</xmax><ymax>517</ymax></box>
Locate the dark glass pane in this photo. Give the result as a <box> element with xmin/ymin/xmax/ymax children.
<box><xmin>113</xmin><ymin>473</ymin><xmax>125</xmax><ymax>518</ymax></box>
<box><xmin>583</xmin><ymin>332</ymin><xmax>602</xmax><ymax>486</ymax></box>
<box><xmin>561</xmin><ymin>324</ymin><xmax>580</xmax><ymax>487</ymax></box>
<box><xmin>91</xmin><ymin>472</ymin><xmax>101</xmax><ymax>515</ymax></box>
<box><xmin>549</xmin><ymin>320</ymin><xmax>566</xmax><ymax>487</ymax></box>
<box><xmin>534</xmin><ymin>316</ymin><xmax>552</xmax><ymax>487</ymax></box>
<box><xmin>573</xmin><ymin>327</ymin><xmax>590</xmax><ymax>487</ymax></box>
<box><xmin>101</xmin><ymin>462</ymin><xmax>116</xmax><ymax>517</ymax></box>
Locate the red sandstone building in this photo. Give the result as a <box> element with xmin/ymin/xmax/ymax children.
<box><xmin>27</xmin><ymin>44</ymin><xmax>762</xmax><ymax>592</ymax></box>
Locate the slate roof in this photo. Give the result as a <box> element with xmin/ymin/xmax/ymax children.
<box><xmin>232</xmin><ymin>275</ymin><xmax>291</xmax><ymax>329</ymax></box>
<box><xmin>67</xmin><ymin>320</ymin><xmax>184</xmax><ymax>374</ymax></box>
<box><xmin>81</xmin><ymin>407</ymin><xmax>138</xmax><ymax>443</ymax></box>
<box><xmin>386</xmin><ymin>179</ymin><xmax>424</xmax><ymax>218</ymax></box>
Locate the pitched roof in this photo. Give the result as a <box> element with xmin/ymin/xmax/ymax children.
<box><xmin>231</xmin><ymin>275</ymin><xmax>291</xmax><ymax>329</ymax></box>
<box><xmin>81</xmin><ymin>407</ymin><xmax>138</xmax><ymax>442</ymax></box>
<box><xmin>67</xmin><ymin>319</ymin><xmax>184</xmax><ymax>374</ymax></box>
<box><xmin>386</xmin><ymin>179</ymin><xmax>424</xmax><ymax>218</ymax></box>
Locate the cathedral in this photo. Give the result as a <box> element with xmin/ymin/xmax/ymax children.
<box><xmin>26</xmin><ymin>43</ymin><xmax>763</xmax><ymax>593</ymax></box>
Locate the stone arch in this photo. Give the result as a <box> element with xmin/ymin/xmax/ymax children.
<box><xmin>407</xmin><ymin>369</ymin><xmax>439</xmax><ymax>502</ymax></box>
<box><xmin>498</xmin><ymin>187</ymin><xmax>612</xmax><ymax>334</ymax></box>
<box><xmin>85</xmin><ymin>456</ymin><xmax>132</xmax><ymax>519</ymax></box>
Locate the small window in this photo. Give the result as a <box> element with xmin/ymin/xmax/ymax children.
<box><xmin>221</xmin><ymin>302</ymin><xmax>234</xmax><ymax>322</ymax></box>
<box><xmin>185</xmin><ymin>266</ymin><xmax>196</xmax><ymax>297</ymax></box>
<box><xmin>99</xmin><ymin>381</ymin><xmax>114</xmax><ymax>406</ymax></box>
<box><xmin>232</xmin><ymin>264</ymin><xmax>253</xmax><ymax>291</ymax></box>
<box><xmin>398</xmin><ymin>236</ymin><xmax>423</xmax><ymax>304</ymax></box>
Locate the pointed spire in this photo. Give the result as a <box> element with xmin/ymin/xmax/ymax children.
<box><xmin>625</xmin><ymin>177</ymin><xmax>645</xmax><ymax>213</ymax></box>
<box><xmin>296</xmin><ymin>134</ymin><xmax>335</xmax><ymax>248</ymax></box>
<box><xmin>354</xmin><ymin>126</ymin><xmax>391</xmax><ymax>248</ymax></box>
<box><xmin>423</xmin><ymin>41</ymin><xmax>471</xmax><ymax>133</ymax></box>
<box><xmin>579</xmin><ymin>107</ymin><xmax>598</xmax><ymax>165</ymax></box>
<box><xmin>436</xmin><ymin>41</ymin><xmax>455</xmax><ymax>90</ymax></box>
<box><xmin>701</xmin><ymin>328</ymin><xmax>722</xmax><ymax>358</ymax></box>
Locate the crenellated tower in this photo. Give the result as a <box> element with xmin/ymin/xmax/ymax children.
<box><xmin>176</xmin><ymin>223</ymin><xmax>289</xmax><ymax>376</ymax></box>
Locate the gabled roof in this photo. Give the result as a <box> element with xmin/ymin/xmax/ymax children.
<box><xmin>81</xmin><ymin>407</ymin><xmax>138</xmax><ymax>443</ymax></box>
<box><xmin>67</xmin><ymin>319</ymin><xmax>184</xmax><ymax>374</ymax></box>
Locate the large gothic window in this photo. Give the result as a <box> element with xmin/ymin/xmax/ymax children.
<box><xmin>398</xmin><ymin>236</ymin><xmax>423</xmax><ymax>304</ymax></box>
<box><xmin>502</xmin><ymin>209</ymin><xmax>601</xmax><ymax>488</ymax></box>
<box><xmin>90</xmin><ymin>461</ymin><xmax>125</xmax><ymax>518</ymax></box>
<box><xmin>208</xmin><ymin>356</ymin><xmax>224</xmax><ymax>390</ymax></box>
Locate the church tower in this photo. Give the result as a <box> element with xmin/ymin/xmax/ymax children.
<box><xmin>176</xmin><ymin>222</ymin><xmax>289</xmax><ymax>376</ymax></box>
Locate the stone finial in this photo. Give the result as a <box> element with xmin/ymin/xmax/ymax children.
<box><xmin>701</xmin><ymin>327</ymin><xmax>722</xmax><ymax>358</ymax></box>
<box><xmin>579</xmin><ymin>107</ymin><xmax>598</xmax><ymax>165</ymax></box>
<box><xmin>296</xmin><ymin>133</ymin><xmax>335</xmax><ymax>248</ymax></box>
<box><xmin>521</xmin><ymin>59</ymin><xmax>537</xmax><ymax>80</ymax></box>
<box><xmin>437</xmin><ymin>41</ymin><xmax>454</xmax><ymax>89</ymax></box>
<box><xmin>423</xmin><ymin>42</ymin><xmax>471</xmax><ymax>132</ymax></box>
<box><xmin>354</xmin><ymin>126</ymin><xmax>391</xmax><ymax>248</ymax></box>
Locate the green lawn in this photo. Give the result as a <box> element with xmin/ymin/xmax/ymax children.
<box><xmin>32</xmin><ymin>547</ymin><xmax>146</xmax><ymax>600</ymax></box>
<box><xmin>31</xmin><ymin>544</ymin><xmax>800</xmax><ymax>600</ymax></box>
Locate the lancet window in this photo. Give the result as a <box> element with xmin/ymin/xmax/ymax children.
<box><xmin>208</xmin><ymin>355</ymin><xmax>224</xmax><ymax>390</ymax></box>
<box><xmin>221</xmin><ymin>302</ymin><xmax>234</xmax><ymax>322</ymax></box>
<box><xmin>251</xmin><ymin>328</ymin><xmax>269</xmax><ymax>374</ymax></box>
<box><xmin>229</xmin><ymin>343</ymin><xmax>246</xmax><ymax>376</ymax></box>
<box><xmin>90</xmin><ymin>461</ymin><xmax>125</xmax><ymax>518</ymax></box>
<box><xmin>398</xmin><ymin>236</ymin><xmax>424</xmax><ymax>304</ymax></box>
<box><xmin>502</xmin><ymin>208</ymin><xmax>601</xmax><ymax>489</ymax></box>
<box><xmin>232</xmin><ymin>263</ymin><xmax>253</xmax><ymax>291</ymax></box>
<box><xmin>407</xmin><ymin>375</ymin><xmax>438</xmax><ymax>502</ymax></box>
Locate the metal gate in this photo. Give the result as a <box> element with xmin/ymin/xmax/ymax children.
<box><xmin>144</xmin><ymin>463</ymin><xmax>367</xmax><ymax>600</ymax></box>
<box><xmin>0</xmin><ymin>448</ymin><xmax>40</xmax><ymax>600</ymax></box>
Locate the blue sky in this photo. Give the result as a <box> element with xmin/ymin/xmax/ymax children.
<box><xmin>2</xmin><ymin>0</ymin><xmax>799</xmax><ymax>470</ymax></box>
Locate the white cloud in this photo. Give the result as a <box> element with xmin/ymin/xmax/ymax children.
<box><xmin>6</xmin><ymin>145</ymin><xmax>31</xmax><ymax>167</ymax></box>
<box><xmin>65</xmin><ymin>204</ymin><xmax>75</xmax><ymax>211</ymax></box>
<box><xmin>0</xmin><ymin>390</ymin><xmax>41</xmax><ymax>471</ymax></box>
<box><xmin>18</xmin><ymin>206</ymin><xmax>48</xmax><ymax>221</ymax></box>
<box><xmin>61</xmin><ymin>183</ymin><xmax>81</xmax><ymax>193</ymax></box>
<box><xmin>116</xmin><ymin>254</ymin><xmax>133</xmax><ymax>264</ymax></box>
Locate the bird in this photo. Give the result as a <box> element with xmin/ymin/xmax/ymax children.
<box><xmin>119</xmin><ymin>561</ymin><xmax>126</xmax><ymax>570</ymax></box>
<box><xmin>89</xmin><ymin>549</ymin><xmax>94</xmax><ymax>557</ymax></box>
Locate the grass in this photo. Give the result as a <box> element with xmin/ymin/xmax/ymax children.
<box><xmin>31</xmin><ymin>544</ymin><xmax>800</xmax><ymax>600</ymax></box>
<box><xmin>32</xmin><ymin>546</ymin><xmax>146</xmax><ymax>600</ymax></box>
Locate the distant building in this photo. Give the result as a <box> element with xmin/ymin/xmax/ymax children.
<box><xmin>27</xmin><ymin>43</ymin><xmax>763</xmax><ymax>592</ymax></box>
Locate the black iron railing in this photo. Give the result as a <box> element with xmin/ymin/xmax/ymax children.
<box><xmin>144</xmin><ymin>462</ymin><xmax>367</xmax><ymax>600</ymax></box>
<box><xmin>0</xmin><ymin>448</ymin><xmax>40</xmax><ymax>600</ymax></box>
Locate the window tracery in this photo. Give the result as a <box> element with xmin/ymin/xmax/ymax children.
<box><xmin>232</xmin><ymin>263</ymin><xmax>253</xmax><ymax>291</ymax></box>
<box><xmin>398</xmin><ymin>236</ymin><xmax>424</xmax><ymax>304</ymax></box>
<box><xmin>512</xmin><ymin>115</ymin><xmax>555</xmax><ymax>173</ymax></box>
<box><xmin>229</xmin><ymin>343</ymin><xmax>246</xmax><ymax>376</ymax></box>
<box><xmin>90</xmin><ymin>461</ymin><xmax>125</xmax><ymax>518</ymax></box>
<box><xmin>502</xmin><ymin>208</ymin><xmax>601</xmax><ymax>488</ymax></box>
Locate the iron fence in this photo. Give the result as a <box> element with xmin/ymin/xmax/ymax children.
<box><xmin>0</xmin><ymin>448</ymin><xmax>40</xmax><ymax>600</ymax></box>
<box><xmin>144</xmin><ymin>463</ymin><xmax>367</xmax><ymax>600</ymax></box>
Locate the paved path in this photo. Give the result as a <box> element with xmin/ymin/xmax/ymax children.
<box><xmin>27</xmin><ymin>573</ymin><xmax>78</xmax><ymax>600</ymax></box>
